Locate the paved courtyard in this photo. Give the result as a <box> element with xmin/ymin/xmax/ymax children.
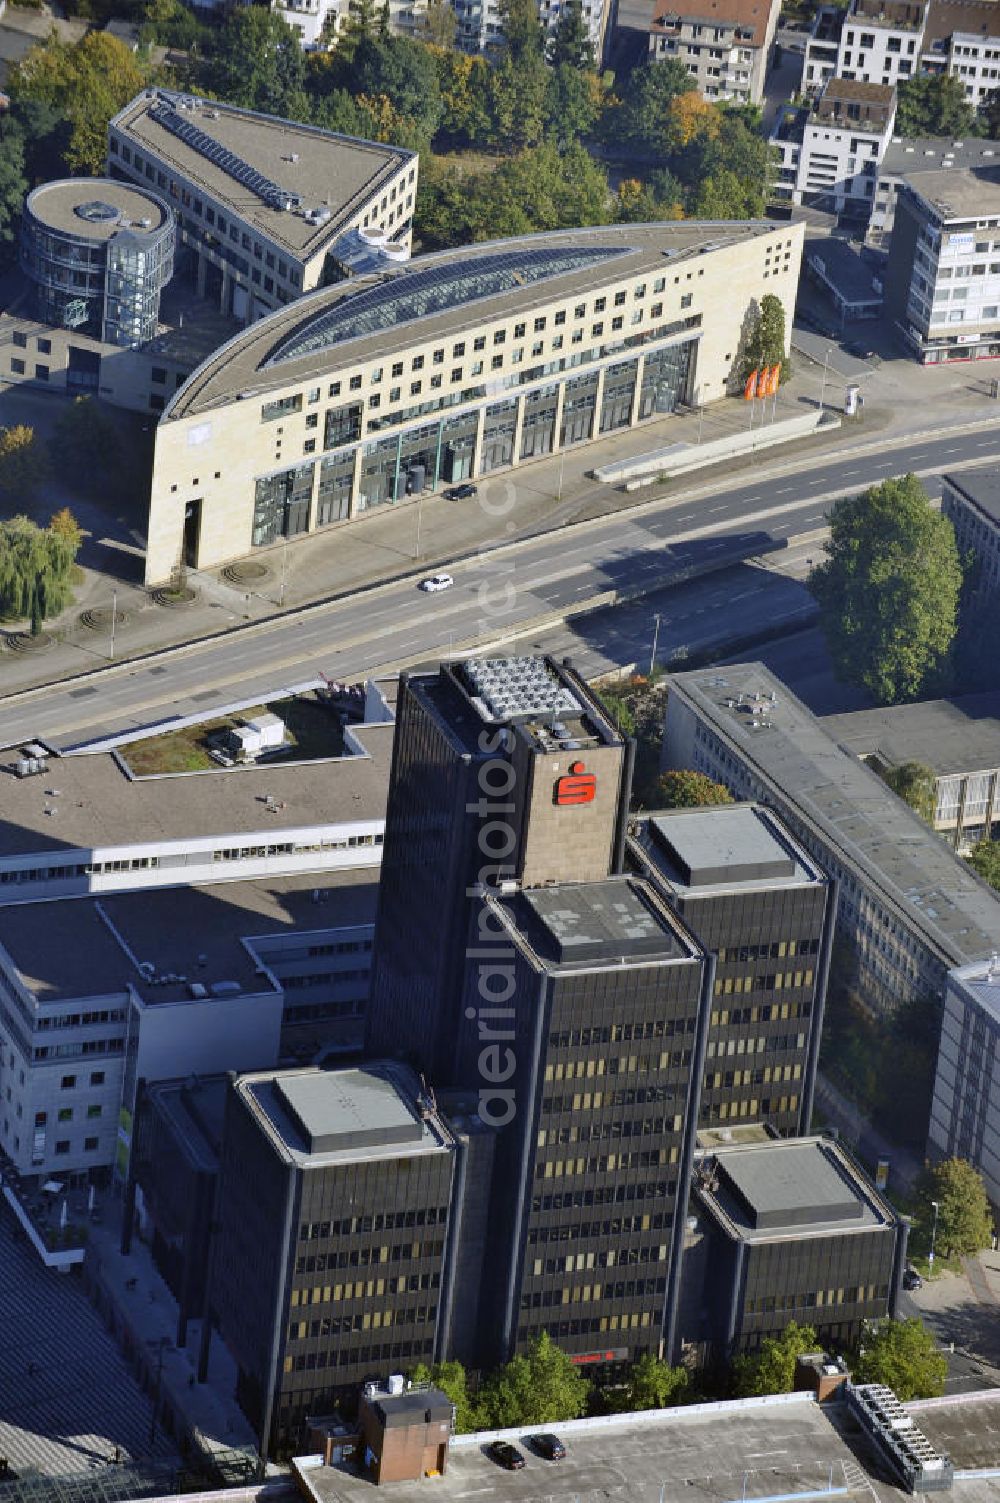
<box><xmin>904</xmin><ymin>1249</ymin><xmax>1000</xmax><ymax>1392</ymax></box>
<box><xmin>0</xmin><ymin>1197</ymin><xmax>180</xmax><ymax>1478</ymax></box>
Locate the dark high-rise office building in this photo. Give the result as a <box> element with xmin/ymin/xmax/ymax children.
<box><xmin>367</xmin><ymin>656</ymin><xmax>632</xmax><ymax>1081</ymax></box>
<box><xmin>455</xmin><ymin>875</ymin><xmax>712</xmax><ymax>1371</ymax></box>
<box><xmin>205</xmin><ymin>1063</ymin><xmax>460</xmax><ymax>1454</ymax></box>
<box><xmin>628</xmin><ymin>804</ymin><xmax>835</xmax><ymax>1137</ymax></box>
<box><xmin>683</xmin><ymin>1136</ymin><xmax>906</xmax><ymax>1362</ymax></box>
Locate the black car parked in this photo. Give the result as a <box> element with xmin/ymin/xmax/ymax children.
<box><xmin>488</xmin><ymin>1441</ymin><xmax>527</xmax><ymax>1470</ymax></box>
<box><xmin>531</xmin><ymin>1434</ymin><xmax>567</xmax><ymax>1460</ymax></box>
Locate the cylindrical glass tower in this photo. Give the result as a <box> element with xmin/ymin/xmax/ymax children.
<box><xmin>20</xmin><ymin>179</ymin><xmax>175</xmax><ymax>348</ymax></box>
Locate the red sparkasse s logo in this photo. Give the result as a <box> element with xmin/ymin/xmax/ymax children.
<box><xmin>555</xmin><ymin>760</ymin><xmax>597</xmax><ymax>806</ymax></box>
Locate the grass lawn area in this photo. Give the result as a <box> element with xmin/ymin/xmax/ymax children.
<box><xmin>121</xmin><ymin>694</ymin><xmax>346</xmax><ymax>776</ymax></box>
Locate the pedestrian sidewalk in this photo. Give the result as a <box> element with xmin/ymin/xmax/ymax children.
<box><xmin>966</xmin><ymin>1248</ymin><xmax>1000</xmax><ymax>1304</ymax></box>
<box><xmin>3</xmin><ymin>365</ymin><xmax>1000</xmax><ymax>704</ymax></box>
<box><xmin>84</xmin><ymin>1202</ymin><xmax>259</xmax><ymax>1465</ymax></box>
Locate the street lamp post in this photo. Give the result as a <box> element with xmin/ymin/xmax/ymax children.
<box><xmin>929</xmin><ymin>1198</ymin><xmax>940</xmax><ymax>1268</ymax></box>
<box><xmin>649</xmin><ymin>613</ymin><xmax>663</xmax><ymax>677</ymax></box>
<box><xmin>819</xmin><ymin>349</ymin><xmax>832</xmax><ymax>414</ymax></box>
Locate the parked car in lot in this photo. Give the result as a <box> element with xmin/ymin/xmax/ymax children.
<box><xmin>419</xmin><ymin>573</ymin><xmax>454</xmax><ymax>593</ymax></box>
<box><xmin>845</xmin><ymin>340</ymin><xmax>878</xmax><ymax>362</ymax></box>
<box><xmin>531</xmin><ymin>1434</ymin><xmax>566</xmax><ymax>1460</ymax></box>
<box><xmin>488</xmin><ymin>1441</ymin><xmax>527</xmax><ymax>1470</ymax></box>
<box><xmin>903</xmin><ymin>1267</ymin><xmax>923</xmax><ymax>1291</ymax></box>
<box><xmin>444</xmin><ymin>483</ymin><xmax>478</xmax><ymax>500</ymax></box>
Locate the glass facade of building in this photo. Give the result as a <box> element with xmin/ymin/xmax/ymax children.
<box><xmin>20</xmin><ymin>183</ymin><xmax>175</xmax><ymax>348</ymax></box>
<box><xmin>253</xmin><ymin>463</ymin><xmax>312</xmax><ymax>546</ymax></box>
<box><xmin>249</xmin><ymin>333</ymin><xmax>696</xmax><ymax>548</ymax></box>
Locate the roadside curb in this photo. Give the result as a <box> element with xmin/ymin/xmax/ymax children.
<box><xmin>1</xmin><ymin>408</ymin><xmax>999</xmax><ymax>713</ymax></box>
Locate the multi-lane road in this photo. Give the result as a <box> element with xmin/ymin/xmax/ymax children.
<box><xmin>2</xmin><ymin>420</ymin><xmax>997</xmax><ymax>749</ymax></box>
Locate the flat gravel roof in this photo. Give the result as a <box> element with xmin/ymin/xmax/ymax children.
<box><xmin>0</xmin><ymin>867</ymin><xmax>377</xmax><ymax>1003</ymax></box>
<box><xmin>25</xmin><ymin>178</ymin><xmax>170</xmax><ymax>239</ymax></box>
<box><xmin>111</xmin><ymin>90</ymin><xmax>411</xmax><ymax>262</ymax></box>
<box><xmin>0</xmin><ymin>720</ymin><xmax>392</xmax><ymax>859</ymax></box>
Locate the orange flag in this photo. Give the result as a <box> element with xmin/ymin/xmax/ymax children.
<box><xmin>744</xmin><ymin>370</ymin><xmax>758</xmax><ymax>401</ymax></box>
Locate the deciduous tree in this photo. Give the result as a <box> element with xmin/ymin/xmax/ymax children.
<box><xmin>880</xmin><ymin>761</ymin><xmax>936</xmax><ymax>823</ymax></box>
<box><xmin>466</xmin><ymin>142</ymin><xmax>610</xmax><ymax>239</ymax></box>
<box><xmin>488</xmin><ymin>51</ymin><xmax>549</xmax><ymax>150</ymax></box>
<box><xmin>809</xmin><ymin>475</ymin><xmax>961</xmax><ymax>705</ymax></box>
<box><xmin>547</xmin><ymin>0</ymin><xmax>594</xmax><ymax>68</ymax></box>
<box><xmin>653</xmin><ymin>769</ymin><xmax>733</xmax><ymax>809</ymax></box>
<box><xmin>431</xmin><ymin>49</ymin><xmax>492</xmax><ymax>146</ymax></box>
<box><xmin>53</xmin><ymin>397</ymin><xmax>121</xmax><ymax>491</ymax></box>
<box><xmin>740</xmin><ymin>292</ymin><xmax>788</xmax><ymax>380</ymax></box>
<box><xmin>0</xmin><ymin>121</ymin><xmax>28</xmax><ymax>260</ymax></box>
<box><xmin>409</xmin><ymin>1360</ymin><xmax>478</xmax><ymax>1432</ymax></box>
<box><xmin>350</xmin><ymin>34</ymin><xmax>444</xmax><ymax>142</ymax></box>
<box><xmin>0</xmin><ymin>425</ymin><xmax>47</xmax><ymax>500</ymax></box>
<box><xmin>667</xmin><ymin>90</ymin><xmax>719</xmax><ymax>149</ymax></box>
<box><xmin>968</xmin><ymin>837</ymin><xmax>1000</xmax><ymax>890</ymax></box>
<box><xmin>420</xmin><ymin>0</ymin><xmax>458</xmax><ymax>47</ymax></box>
<box><xmin>476</xmin><ymin>1333</ymin><xmax>590</xmax><ymax>1428</ymax></box>
<box><xmin>896</xmin><ymin>74</ymin><xmax>979</xmax><ymax>138</ymax></box>
<box><xmin>622</xmin><ymin>1354</ymin><xmax>689</xmax><ymax>1410</ymax></box>
<box><xmin>608</xmin><ymin>58</ymin><xmax>696</xmax><ymax>155</ymax></box>
<box><xmin>208</xmin><ymin>8</ymin><xmax>308</xmax><ymax>120</ymax></box>
<box><xmin>9</xmin><ymin>31</ymin><xmax>146</xmax><ymax>175</ymax></box>
<box><xmin>920</xmin><ymin>1158</ymin><xmax>994</xmax><ymax>1260</ymax></box>
<box><xmin>498</xmin><ymin>0</ymin><xmax>545</xmax><ymax>59</ymax></box>
<box><xmin>0</xmin><ymin>513</ymin><xmax>82</xmax><ymax>623</ymax></box>
<box><xmin>851</xmin><ymin>1319</ymin><xmax>947</xmax><ymax>1400</ymax></box>
<box><xmin>616</xmin><ymin>172</ymin><xmax>684</xmax><ymax>222</ymax></box>
<box><xmin>731</xmin><ymin>1322</ymin><xmax>817</xmax><ymax>1397</ymax></box>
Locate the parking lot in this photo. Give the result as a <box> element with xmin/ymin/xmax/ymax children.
<box><xmin>297</xmin><ymin>1393</ymin><xmax>1000</xmax><ymax>1503</ymax></box>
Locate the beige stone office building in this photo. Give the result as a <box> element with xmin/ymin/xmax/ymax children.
<box><xmin>144</xmin><ymin>219</ymin><xmax>802</xmax><ymax>584</ymax></box>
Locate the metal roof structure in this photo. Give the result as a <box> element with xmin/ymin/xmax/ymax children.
<box><xmin>667</xmin><ymin>662</ymin><xmax>1000</xmax><ymax>970</ymax></box>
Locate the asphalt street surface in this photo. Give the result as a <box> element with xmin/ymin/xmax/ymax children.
<box><xmin>1</xmin><ymin>422</ymin><xmax>997</xmax><ymax>750</ymax></box>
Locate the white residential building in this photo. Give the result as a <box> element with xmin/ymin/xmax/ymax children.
<box><xmin>771</xmin><ymin>78</ymin><xmax>897</xmax><ymax>214</ymax></box>
<box><xmin>453</xmin><ymin>0</ymin><xmax>610</xmax><ymax>55</ymax></box>
<box><xmin>645</xmin><ymin>0</ymin><xmax>781</xmax><ymax>106</ymax></box>
<box><xmin>0</xmin><ymin>686</ymin><xmax>391</xmax><ymax>1181</ymax></box>
<box><xmin>836</xmin><ymin>0</ymin><xmax>925</xmax><ymax>87</ymax></box>
<box><xmin>884</xmin><ymin>162</ymin><xmax>1000</xmax><ymax>361</ymax></box>
<box><xmin>920</xmin><ymin>0</ymin><xmax>1000</xmax><ymax>105</ymax></box>
<box><xmin>803</xmin><ymin>0</ymin><xmax>1000</xmax><ymax>106</ymax></box>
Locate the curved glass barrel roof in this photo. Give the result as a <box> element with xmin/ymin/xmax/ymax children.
<box><xmin>265</xmin><ymin>244</ymin><xmax>635</xmax><ymax>366</ymax></box>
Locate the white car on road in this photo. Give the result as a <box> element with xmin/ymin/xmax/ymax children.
<box><xmin>419</xmin><ymin>574</ymin><xmax>454</xmax><ymax>593</ymax></box>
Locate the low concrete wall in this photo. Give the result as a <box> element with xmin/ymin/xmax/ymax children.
<box><xmin>2</xmin><ymin>1184</ymin><xmax>85</xmax><ymax>1271</ymax></box>
<box><xmin>594</xmin><ymin>411</ymin><xmax>841</xmax><ymax>490</ymax></box>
